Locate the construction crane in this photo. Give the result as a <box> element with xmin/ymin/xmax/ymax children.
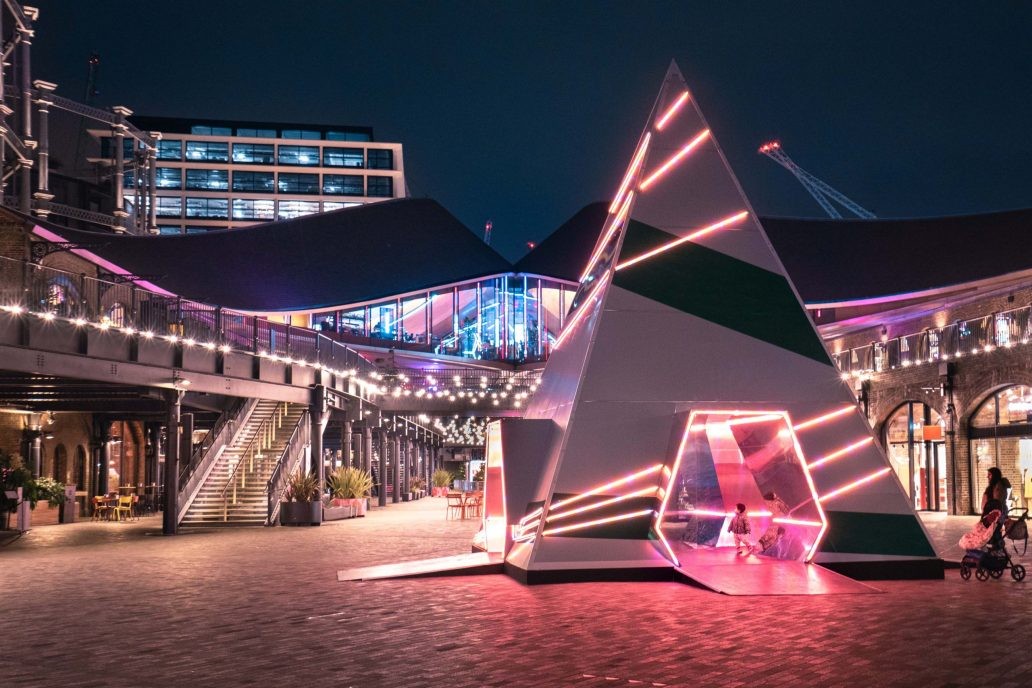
<box><xmin>758</xmin><ymin>141</ymin><xmax>875</xmax><ymax>219</ymax></box>
<box><xmin>483</xmin><ymin>219</ymin><xmax>493</xmax><ymax>245</ymax></box>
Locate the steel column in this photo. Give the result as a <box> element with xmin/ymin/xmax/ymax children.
<box><xmin>163</xmin><ymin>390</ymin><xmax>182</xmax><ymax>535</ymax></box>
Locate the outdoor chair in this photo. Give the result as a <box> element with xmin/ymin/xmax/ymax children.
<box><xmin>91</xmin><ymin>495</ymin><xmax>111</xmax><ymax>521</ymax></box>
<box><xmin>446</xmin><ymin>492</ymin><xmax>465</xmax><ymax>520</ymax></box>
<box><xmin>113</xmin><ymin>495</ymin><xmax>134</xmax><ymax>521</ymax></box>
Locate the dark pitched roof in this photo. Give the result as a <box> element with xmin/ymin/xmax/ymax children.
<box><xmin>33</xmin><ymin>198</ymin><xmax>512</xmax><ymax>311</ymax></box>
<box><xmin>513</xmin><ymin>202</ymin><xmax>608</xmax><ymax>281</ymax></box>
<box><xmin>762</xmin><ymin>208</ymin><xmax>1032</xmax><ymax>303</ymax></box>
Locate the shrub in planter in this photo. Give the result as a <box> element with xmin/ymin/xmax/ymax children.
<box><xmin>327</xmin><ymin>466</ymin><xmax>373</xmax><ymax>516</ymax></box>
<box><xmin>280</xmin><ymin>470</ymin><xmax>322</xmax><ymax>526</ymax></box>
<box><xmin>431</xmin><ymin>469</ymin><xmax>452</xmax><ymax>497</ymax></box>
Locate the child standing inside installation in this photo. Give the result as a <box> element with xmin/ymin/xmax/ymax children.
<box><xmin>728</xmin><ymin>503</ymin><xmax>753</xmax><ymax>555</ymax></box>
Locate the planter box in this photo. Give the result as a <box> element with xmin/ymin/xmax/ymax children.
<box><xmin>323</xmin><ymin>504</ymin><xmax>354</xmax><ymax>521</ymax></box>
<box><xmin>431</xmin><ymin>486</ymin><xmax>449</xmax><ymax>497</ymax></box>
<box><xmin>401</xmin><ymin>492</ymin><xmax>412</xmax><ymax>502</ymax></box>
<box><xmin>279</xmin><ymin>501</ymin><xmax>322</xmax><ymax>526</ymax></box>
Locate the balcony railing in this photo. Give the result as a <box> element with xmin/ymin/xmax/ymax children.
<box><xmin>832</xmin><ymin>304</ymin><xmax>1032</xmax><ymax>376</ymax></box>
<box><xmin>0</xmin><ymin>254</ymin><xmax>375</xmax><ymax>377</ymax></box>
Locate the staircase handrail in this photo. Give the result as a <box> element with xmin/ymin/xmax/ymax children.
<box><xmin>218</xmin><ymin>402</ymin><xmax>286</xmax><ymax>516</ymax></box>
<box><xmin>180</xmin><ymin>397</ymin><xmax>254</xmax><ymax>485</ymax></box>
<box><xmin>266</xmin><ymin>410</ymin><xmax>312</xmax><ymax>526</ymax></box>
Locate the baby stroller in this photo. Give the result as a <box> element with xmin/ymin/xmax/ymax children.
<box><xmin>1003</xmin><ymin>507</ymin><xmax>1029</xmax><ymax>556</ymax></box>
<box><xmin>959</xmin><ymin>507</ymin><xmax>1026</xmax><ymax>582</ymax></box>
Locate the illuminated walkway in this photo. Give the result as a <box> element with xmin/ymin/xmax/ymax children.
<box><xmin>1</xmin><ymin>504</ymin><xmax>1027</xmax><ymax>687</ymax></box>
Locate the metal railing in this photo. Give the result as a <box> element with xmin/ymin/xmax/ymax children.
<box><xmin>265</xmin><ymin>410</ymin><xmax>312</xmax><ymax>526</ymax></box>
<box><xmin>220</xmin><ymin>402</ymin><xmax>288</xmax><ymax>520</ymax></box>
<box><xmin>179</xmin><ymin>397</ymin><xmax>253</xmax><ymax>486</ymax></box>
<box><xmin>0</xmin><ymin>254</ymin><xmax>376</xmax><ymax>378</ymax></box>
<box><xmin>832</xmin><ymin>303</ymin><xmax>1032</xmax><ymax>376</ymax></box>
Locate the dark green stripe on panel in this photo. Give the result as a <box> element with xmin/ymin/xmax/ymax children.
<box><xmin>614</xmin><ymin>219</ymin><xmax>831</xmax><ymax>365</ymax></box>
<box><xmin>819</xmin><ymin>510</ymin><xmax>936</xmax><ymax>557</ymax></box>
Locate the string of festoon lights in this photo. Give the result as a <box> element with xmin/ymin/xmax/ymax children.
<box><xmin>839</xmin><ymin>329</ymin><xmax>1032</xmax><ymax>384</ymax></box>
<box><xmin>433</xmin><ymin>416</ymin><xmax>489</xmax><ymax>445</ymax></box>
<box><xmin>1</xmin><ymin>304</ymin><xmax>540</xmax><ymax>408</ymax></box>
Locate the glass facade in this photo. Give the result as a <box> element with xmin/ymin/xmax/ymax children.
<box><xmin>156</xmin><ymin>197</ymin><xmax>182</xmax><ymax>218</ymax></box>
<box><xmin>277</xmin><ymin>200</ymin><xmax>320</xmax><ymax>220</ymax></box>
<box><xmin>232</xmin><ymin>171</ymin><xmax>275</xmax><ymax>193</ymax></box>
<box><xmin>323</xmin><ymin>174</ymin><xmax>364</xmax><ymax>196</ymax></box>
<box><xmin>367</xmin><ymin>176</ymin><xmax>394</xmax><ymax>197</ymax></box>
<box><xmin>185</xmin><ymin>169</ymin><xmax>229</xmax><ymax>191</ymax></box>
<box><xmin>157</xmin><ymin>139</ymin><xmax>182</xmax><ymax>161</ymax></box>
<box><xmin>278</xmin><ymin>145</ymin><xmax>320</xmax><ymax>166</ymax></box>
<box><xmin>884</xmin><ymin>402</ymin><xmax>947</xmax><ymax>511</ymax></box>
<box><xmin>311</xmin><ymin>275</ymin><xmax>575</xmax><ymax>363</ymax></box>
<box><xmin>970</xmin><ymin>385</ymin><xmax>1032</xmax><ymax>513</ymax></box>
<box><xmin>323</xmin><ymin>147</ymin><xmax>364</xmax><ymax>168</ymax></box>
<box><xmin>185</xmin><ymin>141</ymin><xmax>229</xmax><ymax>162</ymax></box>
<box><xmin>156</xmin><ymin>167</ymin><xmax>182</xmax><ymax>189</ymax></box>
<box><xmin>232</xmin><ymin>199</ymin><xmax>275</xmax><ymax>221</ymax></box>
<box><xmin>186</xmin><ymin>197</ymin><xmax>229</xmax><ymax>219</ymax></box>
<box><xmin>232</xmin><ymin>143</ymin><xmax>275</xmax><ymax>164</ymax></box>
<box><xmin>367</xmin><ymin>149</ymin><xmax>393</xmax><ymax>170</ymax></box>
<box><xmin>277</xmin><ymin>173</ymin><xmax>320</xmax><ymax>195</ymax></box>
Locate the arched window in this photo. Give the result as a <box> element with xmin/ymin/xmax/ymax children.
<box><xmin>969</xmin><ymin>385</ymin><xmax>1032</xmax><ymax>512</ymax></box>
<box><xmin>107</xmin><ymin>302</ymin><xmax>128</xmax><ymax>327</ymax></box>
<box><xmin>53</xmin><ymin>444</ymin><xmax>68</xmax><ymax>482</ymax></box>
<box><xmin>884</xmin><ymin>402</ymin><xmax>946</xmax><ymax>511</ymax></box>
<box><xmin>43</xmin><ymin>275</ymin><xmax>81</xmax><ymax>318</ymax></box>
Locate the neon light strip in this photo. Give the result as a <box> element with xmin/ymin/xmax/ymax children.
<box><xmin>518</xmin><ymin>507</ymin><xmax>544</xmax><ymax>526</ymax></box>
<box><xmin>541</xmin><ymin>509</ymin><xmax>654</xmax><ymax>537</ymax></box>
<box><xmin>725</xmin><ymin>413</ymin><xmax>784</xmax><ymax>427</ymax></box>
<box><xmin>545</xmin><ymin>487</ymin><xmax>657</xmax><ymax>523</ymax></box>
<box><xmin>818</xmin><ymin>467</ymin><xmax>892</xmax><ymax>503</ymax></box>
<box><xmin>515</xmin><ymin>518</ymin><xmax>540</xmax><ymax>534</ymax></box>
<box><xmin>655</xmin><ymin>90</ymin><xmax>690</xmax><ymax>131</ymax></box>
<box><xmin>581</xmin><ymin>192</ymin><xmax>634</xmax><ymax>282</ymax></box>
<box><xmin>615</xmin><ymin>211</ymin><xmax>749</xmax><ymax>271</ymax></box>
<box><xmin>653</xmin><ymin>526</ymin><xmax>680</xmax><ymax>568</ymax></box>
<box><xmin>793</xmin><ymin>406</ymin><xmax>854</xmax><ymax>432</ymax></box>
<box><xmin>552</xmin><ymin>274</ymin><xmax>610</xmax><ymax>350</ymax></box>
<box><xmin>549</xmin><ymin>463</ymin><xmax>663</xmax><ymax>512</ymax></box>
<box><xmin>638</xmin><ymin>129</ymin><xmax>710</xmax><ymax>191</ymax></box>
<box><xmin>806</xmin><ymin>437</ymin><xmax>874</xmax><ymax>470</ymax></box>
<box><xmin>654</xmin><ymin>419</ymin><xmax>696</xmax><ymax>543</ymax></box>
<box><xmin>386</xmin><ymin>297</ymin><xmax>429</xmax><ymax>328</ymax></box>
<box><xmin>608</xmin><ymin>133</ymin><xmax>651</xmax><ymax>213</ymax></box>
<box><xmin>772</xmin><ymin>517</ymin><xmax>824</xmax><ymax>528</ymax></box>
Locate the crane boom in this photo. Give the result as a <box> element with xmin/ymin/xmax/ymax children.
<box><xmin>758</xmin><ymin>141</ymin><xmax>875</xmax><ymax>219</ymax></box>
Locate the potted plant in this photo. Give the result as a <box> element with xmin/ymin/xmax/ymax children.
<box><xmin>279</xmin><ymin>470</ymin><xmax>322</xmax><ymax>526</ymax></box>
<box><xmin>409</xmin><ymin>477</ymin><xmax>426</xmax><ymax>500</ymax></box>
<box><xmin>1</xmin><ymin>450</ymin><xmax>31</xmax><ymax>531</ymax></box>
<box><xmin>326</xmin><ymin>466</ymin><xmax>373</xmax><ymax>517</ymax></box>
<box><xmin>431</xmin><ymin>469</ymin><xmax>452</xmax><ymax>497</ymax></box>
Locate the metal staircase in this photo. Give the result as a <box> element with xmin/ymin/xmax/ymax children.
<box><xmin>181</xmin><ymin>400</ymin><xmax>307</xmax><ymax>527</ymax></box>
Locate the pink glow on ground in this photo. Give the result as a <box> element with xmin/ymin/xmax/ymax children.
<box><xmin>638</xmin><ymin>129</ymin><xmax>710</xmax><ymax>191</ymax></box>
<box><xmin>615</xmin><ymin>210</ymin><xmax>749</xmax><ymax>271</ymax></box>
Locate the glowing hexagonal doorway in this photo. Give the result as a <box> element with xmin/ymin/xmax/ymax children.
<box><xmin>658</xmin><ymin>410</ymin><xmax>827</xmax><ymax>563</ymax></box>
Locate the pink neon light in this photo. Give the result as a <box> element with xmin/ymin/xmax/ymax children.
<box><xmin>518</xmin><ymin>507</ymin><xmax>544</xmax><ymax>526</ymax></box>
<box><xmin>806</xmin><ymin>437</ymin><xmax>874</xmax><ymax>470</ymax></box>
<box><xmin>541</xmin><ymin>509</ymin><xmax>654</xmax><ymax>536</ymax></box>
<box><xmin>549</xmin><ymin>463</ymin><xmax>663</xmax><ymax>512</ymax></box>
<box><xmin>615</xmin><ymin>210</ymin><xmax>749</xmax><ymax>271</ymax></box>
<box><xmin>818</xmin><ymin>467</ymin><xmax>892</xmax><ymax>503</ymax></box>
<box><xmin>772</xmin><ymin>517</ymin><xmax>824</xmax><ymax>528</ymax></box>
<box><xmin>725</xmin><ymin>413</ymin><xmax>784</xmax><ymax>427</ymax></box>
<box><xmin>608</xmin><ymin>134</ymin><xmax>651</xmax><ymax>213</ymax></box>
<box><xmin>552</xmin><ymin>274</ymin><xmax>610</xmax><ymax>350</ymax></box>
<box><xmin>581</xmin><ymin>192</ymin><xmax>634</xmax><ymax>282</ymax></box>
<box><xmin>638</xmin><ymin>129</ymin><xmax>710</xmax><ymax>191</ymax></box>
<box><xmin>653</xmin><ymin>526</ymin><xmax>680</xmax><ymax>567</ymax></box>
<box><xmin>793</xmin><ymin>406</ymin><xmax>854</xmax><ymax>432</ymax></box>
<box><xmin>655</xmin><ymin>90</ymin><xmax>690</xmax><ymax>131</ymax></box>
<box><xmin>546</xmin><ymin>487</ymin><xmax>657</xmax><ymax>523</ymax></box>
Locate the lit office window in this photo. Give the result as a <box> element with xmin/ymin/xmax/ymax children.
<box><xmin>322</xmin><ymin>174</ymin><xmax>364</xmax><ymax>196</ymax></box>
<box><xmin>232</xmin><ymin>199</ymin><xmax>276</xmax><ymax>220</ymax></box>
<box><xmin>156</xmin><ymin>197</ymin><xmax>182</xmax><ymax>218</ymax></box>
<box><xmin>326</xmin><ymin>131</ymin><xmax>371</xmax><ymax>142</ymax></box>
<box><xmin>232</xmin><ymin>171</ymin><xmax>275</xmax><ymax>193</ymax></box>
<box><xmin>186</xmin><ymin>197</ymin><xmax>229</xmax><ymax>219</ymax></box>
<box><xmin>236</xmin><ymin>128</ymin><xmax>277</xmax><ymax>138</ymax></box>
<box><xmin>367</xmin><ymin>176</ymin><xmax>394</xmax><ymax>197</ymax></box>
<box><xmin>185</xmin><ymin>141</ymin><xmax>229</xmax><ymax>162</ymax></box>
<box><xmin>277</xmin><ymin>200</ymin><xmax>320</xmax><ymax>220</ymax></box>
<box><xmin>278</xmin><ymin>145</ymin><xmax>320</xmax><ymax>166</ymax></box>
<box><xmin>100</xmin><ymin>137</ymin><xmax>135</xmax><ymax>159</ymax></box>
<box><xmin>367</xmin><ymin>149</ymin><xmax>394</xmax><ymax>170</ymax></box>
<box><xmin>323</xmin><ymin>147</ymin><xmax>364</xmax><ymax>168</ymax></box>
<box><xmin>124</xmin><ymin>170</ymin><xmax>135</xmax><ymax>189</ymax></box>
<box><xmin>157</xmin><ymin>140</ymin><xmax>182</xmax><ymax>161</ymax></box>
<box><xmin>185</xmin><ymin>227</ymin><xmax>210</xmax><ymax>234</ymax></box>
<box><xmin>323</xmin><ymin>201</ymin><xmax>361</xmax><ymax>212</ymax></box>
<box><xmin>191</xmin><ymin>125</ymin><xmax>233</xmax><ymax>136</ymax></box>
<box><xmin>156</xmin><ymin>167</ymin><xmax>182</xmax><ymax>189</ymax></box>
<box><xmin>186</xmin><ymin>169</ymin><xmax>229</xmax><ymax>191</ymax></box>
<box><xmin>157</xmin><ymin>225</ymin><xmax>183</xmax><ymax>235</ymax></box>
<box><xmin>232</xmin><ymin>143</ymin><xmax>275</xmax><ymax>164</ymax></box>
<box><xmin>282</xmin><ymin>129</ymin><xmax>321</xmax><ymax>140</ymax></box>
<box><xmin>277</xmin><ymin>173</ymin><xmax>320</xmax><ymax>194</ymax></box>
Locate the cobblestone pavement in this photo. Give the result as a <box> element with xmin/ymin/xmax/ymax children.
<box><xmin>1</xmin><ymin>502</ymin><xmax>1030</xmax><ymax>688</ymax></box>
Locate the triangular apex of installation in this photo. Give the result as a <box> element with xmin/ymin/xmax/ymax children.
<box><xmin>513</xmin><ymin>62</ymin><xmax>936</xmax><ymax>583</ymax></box>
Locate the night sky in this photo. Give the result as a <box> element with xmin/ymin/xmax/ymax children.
<box><xmin>31</xmin><ymin>1</ymin><xmax>1032</xmax><ymax>261</ymax></box>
